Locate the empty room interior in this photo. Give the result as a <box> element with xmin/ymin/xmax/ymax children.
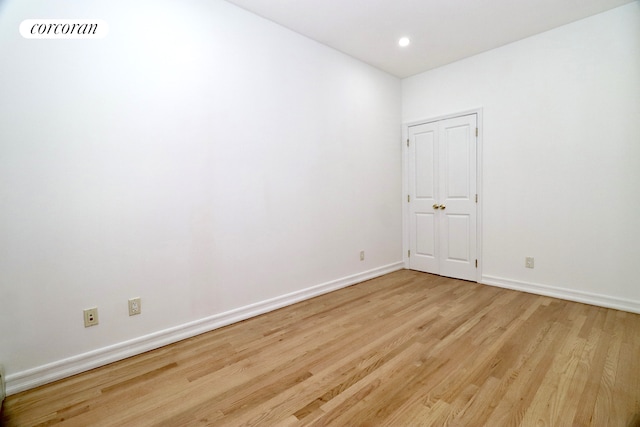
<box><xmin>0</xmin><ymin>0</ymin><xmax>639</xmax><ymax>425</ymax></box>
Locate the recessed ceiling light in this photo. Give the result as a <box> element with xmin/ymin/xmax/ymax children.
<box><xmin>398</xmin><ymin>37</ymin><xmax>410</xmax><ymax>47</ymax></box>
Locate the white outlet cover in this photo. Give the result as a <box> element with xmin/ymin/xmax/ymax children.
<box><xmin>84</xmin><ymin>307</ymin><xmax>99</xmax><ymax>327</ymax></box>
<box><xmin>129</xmin><ymin>298</ymin><xmax>141</xmax><ymax>316</ymax></box>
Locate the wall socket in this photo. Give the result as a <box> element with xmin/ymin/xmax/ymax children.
<box><xmin>525</xmin><ymin>257</ymin><xmax>535</xmax><ymax>269</ymax></box>
<box><xmin>128</xmin><ymin>297</ymin><xmax>141</xmax><ymax>316</ymax></box>
<box><xmin>360</xmin><ymin>250</ymin><xmax>365</xmax><ymax>261</ymax></box>
<box><xmin>83</xmin><ymin>307</ymin><xmax>99</xmax><ymax>327</ymax></box>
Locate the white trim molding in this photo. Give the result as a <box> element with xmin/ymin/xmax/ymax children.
<box><xmin>6</xmin><ymin>262</ymin><xmax>404</xmax><ymax>396</ymax></box>
<box><xmin>482</xmin><ymin>275</ymin><xmax>640</xmax><ymax>314</ymax></box>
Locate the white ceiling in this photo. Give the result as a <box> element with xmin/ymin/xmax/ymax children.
<box><xmin>223</xmin><ymin>0</ymin><xmax>635</xmax><ymax>78</ymax></box>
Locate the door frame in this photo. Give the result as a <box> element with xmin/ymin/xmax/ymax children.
<box><xmin>402</xmin><ymin>107</ymin><xmax>483</xmax><ymax>282</ymax></box>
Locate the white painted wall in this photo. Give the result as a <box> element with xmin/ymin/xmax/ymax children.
<box><xmin>403</xmin><ymin>3</ymin><xmax>640</xmax><ymax>310</ymax></box>
<box><xmin>0</xmin><ymin>0</ymin><xmax>402</xmax><ymax>391</ymax></box>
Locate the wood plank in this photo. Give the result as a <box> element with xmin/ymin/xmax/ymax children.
<box><xmin>2</xmin><ymin>270</ymin><xmax>638</xmax><ymax>426</ymax></box>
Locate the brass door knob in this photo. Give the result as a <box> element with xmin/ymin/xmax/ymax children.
<box><xmin>433</xmin><ymin>204</ymin><xmax>439</xmax><ymax>209</ymax></box>
<box><xmin>439</xmin><ymin>204</ymin><xmax>446</xmax><ymax>210</ymax></box>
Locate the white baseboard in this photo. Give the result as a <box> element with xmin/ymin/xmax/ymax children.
<box><xmin>6</xmin><ymin>262</ymin><xmax>404</xmax><ymax>396</ymax></box>
<box><xmin>482</xmin><ymin>275</ymin><xmax>640</xmax><ymax>314</ymax></box>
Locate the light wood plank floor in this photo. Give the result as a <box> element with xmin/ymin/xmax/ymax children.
<box><xmin>2</xmin><ymin>270</ymin><xmax>639</xmax><ymax>426</ymax></box>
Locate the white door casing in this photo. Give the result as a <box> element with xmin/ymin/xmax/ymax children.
<box><xmin>407</xmin><ymin>113</ymin><xmax>478</xmax><ymax>281</ymax></box>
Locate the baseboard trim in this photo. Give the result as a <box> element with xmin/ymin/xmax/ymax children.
<box><xmin>6</xmin><ymin>262</ymin><xmax>404</xmax><ymax>396</ymax></box>
<box><xmin>482</xmin><ymin>275</ymin><xmax>640</xmax><ymax>314</ymax></box>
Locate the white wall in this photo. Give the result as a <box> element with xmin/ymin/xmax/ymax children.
<box><xmin>403</xmin><ymin>3</ymin><xmax>640</xmax><ymax>311</ymax></box>
<box><xmin>0</xmin><ymin>0</ymin><xmax>402</xmax><ymax>392</ymax></box>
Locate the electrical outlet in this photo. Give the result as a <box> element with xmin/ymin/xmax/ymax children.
<box><xmin>128</xmin><ymin>297</ymin><xmax>141</xmax><ymax>316</ymax></box>
<box><xmin>360</xmin><ymin>250</ymin><xmax>365</xmax><ymax>261</ymax></box>
<box><xmin>525</xmin><ymin>257</ymin><xmax>534</xmax><ymax>269</ymax></box>
<box><xmin>83</xmin><ymin>307</ymin><xmax>99</xmax><ymax>327</ymax></box>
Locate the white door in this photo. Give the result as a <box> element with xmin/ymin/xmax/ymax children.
<box><xmin>408</xmin><ymin>114</ymin><xmax>477</xmax><ymax>281</ymax></box>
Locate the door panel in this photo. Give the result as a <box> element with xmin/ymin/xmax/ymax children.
<box><xmin>408</xmin><ymin>122</ymin><xmax>438</xmax><ymax>273</ymax></box>
<box><xmin>415</xmin><ymin>132</ymin><xmax>435</xmax><ymax>198</ymax></box>
<box><xmin>444</xmin><ymin>125</ymin><xmax>471</xmax><ymax>199</ymax></box>
<box><xmin>444</xmin><ymin>214</ymin><xmax>470</xmax><ymax>261</ymax></box>
<box><xmin>408</xmin><ymin>114</ymin><xmax>477</xmax><ymax>281</ymax></box>
<box><xmin>439</xmin><ymin>115</ymin><xmax>477</xmax><ymax>280</ymax></box>
<box><xmin>415</xmin><ymin>213</ymin><xmax>436</xmax><ymax>257</ymax></box>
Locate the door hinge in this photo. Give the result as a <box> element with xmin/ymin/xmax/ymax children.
<box><xmin>475</xmin><ymin>194</ymin><xmax>478</xmax><ymax>203</ymax></box>
<box><xmin>475</xmin><ymin>259</ymin><xmax>478</xmax><ymax>268</ymax></box>
<box><xmin>475</xmin><ymin>128</ymin><xmax>478</xmax><ymax>137</ymax></box>
<box><xmin>408</xmin><ymin>195</ymin><xmax>410</xmax><ymax>203</ymax></box>
<box><xmin>408</xmin><ymin>250</ymin><xmax>411</xmax><ymax>258</ymax></box>
<box><xmin>407</xmin><ymin>138</ymin><xmax>410</xmax><ymax>147</ymax></box>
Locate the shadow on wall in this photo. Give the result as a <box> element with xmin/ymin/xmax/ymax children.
<box><xmin>0</xmin><ymin>364</ymin><xmax>5</xmax><ymax>411</ymax></box>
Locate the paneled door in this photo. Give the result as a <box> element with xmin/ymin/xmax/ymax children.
<box><xmin>408</xmin><ymin>114</ymin><xmax>477</xmax><ymax>281</ymax></box>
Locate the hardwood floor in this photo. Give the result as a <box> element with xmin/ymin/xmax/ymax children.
<box><xmin>2</xmin><ymin>270</ymin><xmax>639</xmax><ymax>426</ymax></box>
